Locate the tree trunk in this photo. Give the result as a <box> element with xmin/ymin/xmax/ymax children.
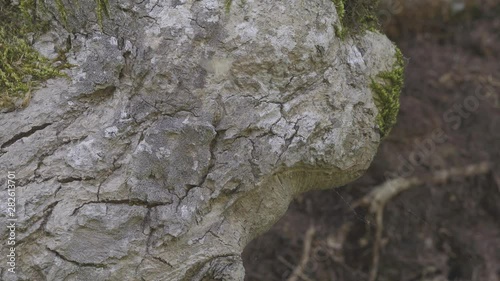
<box><xmin>0</xmin><ymin>0</ymin><xmax>399</xmax><ymax>279</ymax></box>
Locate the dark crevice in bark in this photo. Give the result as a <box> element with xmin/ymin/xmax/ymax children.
<box><xmin>75</xmin><ymin>86</ymin><xmax>116</xmax><ymax>104</ymax></box>
<box><xmin>47</xmin><ymin>247</ymin><xmax>107</xmax><ymax>268</ymax></box>
<box><xmin>151</xmin><ymin>255</ymin><xmax>174</xmax><ymax>268</ymax></box>
<box><xmin>1</xmin><ymin>123</ymin><xmax>52</xmax><ymax>149</ymax></box>
<box><xmin>57</xmin><ymin>176</ymin><xmax>95</xmax><ymax>183</ymax></box>
<box><xmin>71</xmin><ymin>199</ymin><xmax>170</xmax><ymax>216</ymax></box>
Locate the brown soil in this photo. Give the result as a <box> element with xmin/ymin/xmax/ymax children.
<box><xmin>242</xmin><ymin>1</ymin><xmax>500</xmax><ymax>280</ymax></box>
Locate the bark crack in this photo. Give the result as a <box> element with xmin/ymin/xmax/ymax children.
<box><xmin>151</xmin><ymin>255</ymin><xmax>174</xmax><ymax>268</ymax></box>
<box><xmin>1</xmin><ymin>123</ymin><xmax>52</xmax><ymax>149</ymax></box>
<box><xmin>17</xmin><ymin>201</ymin><xmax>59</xmax><ymax>246</ymax></box>
<box><xmin>47</xmin><ymin>247</ymin><xmax>107</xmax><ymax>268</ymax></box>
<box><xmin>71</xmin><ymin>199</ymin><xmax>169</xmax><ymax>216</ymax></box>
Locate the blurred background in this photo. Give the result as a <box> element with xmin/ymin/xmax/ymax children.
<box><xmin>243</xmin><ymin>0</ymin><xmax>500</xmax><ymax>280</ymax></box>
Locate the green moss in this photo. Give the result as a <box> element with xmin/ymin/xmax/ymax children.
<box><xmin>224</xmin><ymin>0</ymin><xmax>232</xmax><ymax>13</ymax></box>
<box><xmin>0</xmin><ymin>0</ymin><xmax>111</xmax><ymax>110</ymax></box>
<box><xmin>55</xmin><ymin>0</ymin><xmax>68</xmax><ymax>25</ymax></box>
<box><xmin>332</xmin><ymin>0</ymin><xmax>380</xmax><ymax>39</ymax></box>
<box><xmin>332</xmin><ymin>0</ymin><xmax>346</xmax><ymax>38</ymax></box>
<box><xmin>370</xmin><ymin>48</ymin><xmax>405</xmax><ymax>138</ymax></box>
<box><xmin>0</xmin><ymin>0</ymin><xmax>66</xmax><ymax>110</ymax></box>
<box><xmin>95</xmin><ymin>0</ymin><xmax>110</xmax><ymax>28</ymax></box>
<box><xmin>54</xmin><ymin>0</ymin><xmax>110</xmax><ymax>28</ymax></box>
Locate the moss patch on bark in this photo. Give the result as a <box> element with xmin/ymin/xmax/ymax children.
<box><xmin>333</xmin><ymin>0</ymin><xmax>380</xmax><ymax>39</ymax></box>
<box><xmin>0</xmin><ymin>0</ymin><xmax>65</xmax><ymax>110</ymax></box>
<box><xmin>370</xmin><ymin>48</ymin><xmax>405</xmax><ymax>138</ymax></box>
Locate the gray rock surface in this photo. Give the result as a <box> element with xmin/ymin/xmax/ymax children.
<box><xmin>0</xmin><ymin>0</ymin><xmax>398</xmax><ymax>280</ymax></box>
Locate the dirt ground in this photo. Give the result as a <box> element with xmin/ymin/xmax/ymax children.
<box><xmin>242</xmin><ymin>1</ymin><xmax>500</xmax><ymax>280</ymax></box>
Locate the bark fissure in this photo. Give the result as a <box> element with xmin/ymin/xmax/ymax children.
<box><xmin>1</xmin><ymin>123</ymin><xmax>52</xmax><ymax>149</ymax></box>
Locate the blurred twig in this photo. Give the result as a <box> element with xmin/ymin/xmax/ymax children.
<box><xmin>352</xmin><ymin>161</ymin><xmax>491</xmax><ymax>281</ymax></box>
<box><xmin>279</xmin><ymin>225</ymin><xmax>316</xmax><ymax>281</ymax></box>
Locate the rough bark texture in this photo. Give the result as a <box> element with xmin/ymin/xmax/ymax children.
<box><xmin>0</xmin><ymin>0</ymin><xmax>398</xmax><ymax>280</ymax></box>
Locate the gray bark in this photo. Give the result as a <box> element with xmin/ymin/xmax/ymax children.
<box><xmin>0</xmin><ymin>0</ymin><xmax>398</xmax><ymax>280</ymax></box>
